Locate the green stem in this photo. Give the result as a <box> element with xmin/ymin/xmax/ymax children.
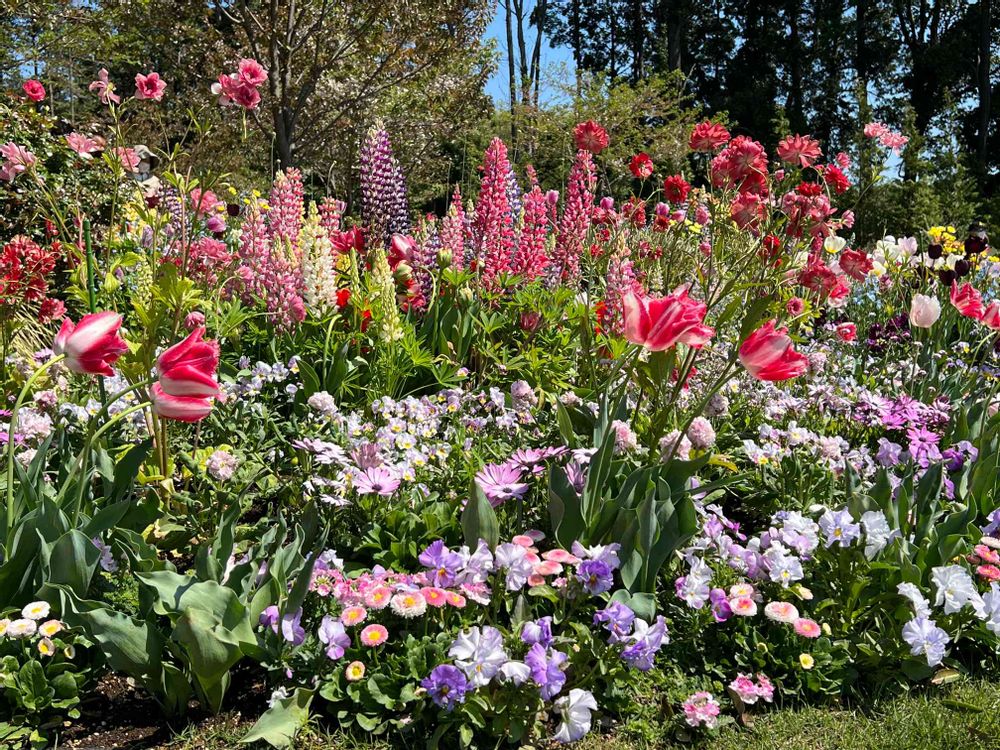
<box><xmin>5</xmin><ymin>355</ymin><xmax>65</xmax><ymax>545</ymax></box>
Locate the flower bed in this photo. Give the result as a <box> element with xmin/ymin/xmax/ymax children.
<box><xmin>2</xmin><ymin>69</ymin><xmax>1000</xmax><ymax>748</ymax></box>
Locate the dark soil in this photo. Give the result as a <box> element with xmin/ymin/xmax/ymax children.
<box><xmin>59</xmin><ymin>665</ymin><xmax>269</xmax><ymax>749</ymax></box>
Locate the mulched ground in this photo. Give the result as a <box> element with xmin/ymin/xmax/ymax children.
<box><xmin>60</xmin><ymin>665</ymin><xmax>268</xmax><ymax>749</ymax></box>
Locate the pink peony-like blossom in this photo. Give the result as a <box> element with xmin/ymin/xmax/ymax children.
<box><xmin>776</xmin><ymin>134</ymin><xmax>822</xmax><ymax>167</ymax></box>
<box><xmin>134</xmin><ymin>71</ymin><xmax>167</xmax><ymax>101</ymax></box>
<box><xmin>22</xmin><ymin>80</ymin><xmax>46</xmax><ymax>102</ymax></box>
<box><xmin>573</xmin><ymin>120</ymin><xmax>609</xmax><ymax>154</ymax></box>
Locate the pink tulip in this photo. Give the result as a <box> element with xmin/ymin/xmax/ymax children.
<box><xmin>983</xmin><ymin>301</ymin><xmax>1000</xmax><ymax>331</ymax></box>
<box><xmin>950</xmin><ymin>281</ymin><xmax>985</xmax><ymax>320</ymax></box>
<box><xmin>739</xmin><ymin>320</ymin><xmax>809</xmax><ymax>381</ymax></box>
<box><xmin>53</xmin><ymin>312</ymin><xmax>129</xmax><ymax>377</ymax></box>
<box><xmin>622</xmin><ymin>289</ymin><xmax>715</xmax><ymax>351</ymax></box>
<box><xmin>150</xmin><ymin>383</ymin><xmax>215</xmax><ymax>423</ymax></box>
<box><xmin>156</xmin><ymin>327</ymin><xmax>219</xmax><ymax>398</ymax></box>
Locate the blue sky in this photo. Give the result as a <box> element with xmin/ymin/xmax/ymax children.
<box><xmin>483</xmin><ymin>7</ymin><xmax>571</xmax><ymax>102</ymax></box>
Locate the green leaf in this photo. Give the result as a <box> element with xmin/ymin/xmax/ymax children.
<box><xmin>461</xmin><ymin>480</ymin><xmax>498</xmax><ymax>549</ymax></box>
<box><xmin>241</xmin><ymin>688</ymin><xmax>314</xmax><ymax>747</ymax></box>
<box><xmin>44</xmin><ymin>529</ymin><xmax>101</xmax><ymax>598</ymax></box>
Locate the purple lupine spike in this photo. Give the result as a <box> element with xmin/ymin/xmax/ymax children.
<box><xmin>359</xmin><ymin>125</ymin><xmax>410</xmax><ymax>247</ymax></box>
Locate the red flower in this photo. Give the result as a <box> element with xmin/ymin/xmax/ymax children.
<box><xmin>776</xmin><ymin>134</ymin><xmax>822</xmax><ymax>167</ymax></box>
<box><xmin>22</xmin><ymin>80</ymin><xmax>46</xmax><ymax>102</ymax></box>
<box><xmin>689</xmin><ymin>121</ymin><xmax>730</xmax><ymax>152</ymax></box>
<box><xmin>662</xmin><ymin>175</ymin><xmax>691</xmax><ymax>204</ymax></box>
<box><xmin>336</xmin><ymin>288</ymin><xmax>351</xmax><ymax>309</ymax></box>
<box><xmin>739</xmin><ymin>320</ymin><xmax>809</xmax><ymax>381</ymax></box>
<box><xmin>838</xmin><ymin>248</ymin><xmax>873</xmax><ymax>281</ymax></box>
<box><xmin>821</xmin><ymin>164</ymin><xmax>850</xmax><ymax>194</ymax></box>
<box><xmin>786</xmin><ymin>297</ymin><xmax>805</xmax><ymax>315</ymax></box>
<box><xmin>573</xmin><ymin>120</ymin><xmax>609</xmax><ymax>154</ymax></box>
<box><xmin>37</xmin><ymin>298</ymin><xmax>66</xmax><ymax>323</ymax></box>
<box><xmin>950</xmin><ymin>281</ymin><xmax>985</xmax><ymax>320</ymax></box>
<box><xmin>622</xmin><ymin>288</ymin><xmax>715</xmax><ymax>351</ymax></box>
<box><xmin>332</xmin><ymin>227</ymin><xmax>365</xmax><ymax>254</ymax></box>
<box><xmin>53</xmin><ymin>312</ymin><xmax>129</xmax><ymax>377</ymax></box>
<box><xmin>835</xmin><ymin>322</ymin><xmax>857</xmax><ymax>342</ymax></box>
<box><xmin>629</xmin><ymin>152</ymin><xmax>654</xmax><ymax>179</ymax></box>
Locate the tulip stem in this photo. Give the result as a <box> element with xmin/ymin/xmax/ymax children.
<box><xmin>83</xmin><ymin>220</ymin><xmax>108</xmax><ymax>409</ymax></box>
<box><xmin>67</xmin><ymin>401</ymin><xmax>152</xmax><ymax>528</ymax></box>
<box><xmin>4</xmin><ymin>354</ymin><xmax>66</xmax><ymax>549</ymax></box>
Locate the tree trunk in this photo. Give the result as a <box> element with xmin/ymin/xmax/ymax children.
<box><xmin>504</xmin><ymin>0</ymin><xmax>518</xmax><ymax>148</ymax></box>
<box><xmin>977</xmin><ymin>0</ymin><xmax>992</xmax><ymax>175</ymax></box>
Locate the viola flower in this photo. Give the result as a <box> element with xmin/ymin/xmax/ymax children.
<box><xmin>475</xmin><ymin>462</ymin><xmax>529</xmax><ymax>506</ymax></box>
<box><xmin>622</xmin><ymin>289</ymin><xmax>714</xmax><ymax>351</ymax></box>
<box><xmin>738</xmin><ymin>320</ymin><xmax>809</xmax><ymax>382</ymax></box>
<box><xmin>931</xmin><ymin>565</ymin><xmax>978</xmax><ymax>614</ymax></box>
<box><xmin>89</xmin><ymin>69</ymin><xmax>120</xmax><ymax>105</ymax></box>
<box><xmin>553</xmin><ymin>688</ymin><xmax>598</xmax><ymax>743</ymax></box>
<box><xmin>449</xmin><ymin>626</ymin><xmax>508</xmax><ymax>687</ymax></box>
<box><xmin>360</xmin><ymin>624</ymin><xmax>389</xmax><ymax>647</ymax></box>
<box><xmin>818</xmin><ymin>507</ymin><xmax>861</xmax><ymax>548</ymax></box>
<box><xmin>353</xmin><ymin>466</ymin><xmax>401</xmax><ymax>496</ymax></box>
<box><xmin>576</xmin><ymin>559</ymin><xmax>614</xmax><ymax>594</ymax></box>
<box><xmin>902</xmin><ymin>616</ymin><xmax>950</xmax><ymax>666</ymax></box>
<box><xmin>793</xmin><ymin>617</ymin><xmax>821</xmax><ymax>638</ymax></box>
<box><xmin>593</xmin><ymin>602</ymin><xmax>636</xmax><ymax>644</ymax></box>
<box><xmin>53</xmin><ymin>312</ymin><xmax>128</xmax><ymax>377</ymax></box>
<box><xmin>629</xmin><ymin>152</ymin><xmax>654</xmax><ymax>179</ymax></box>
<box><xmin>776</xmin><ymin>134</ymin><xmax>822</xmax><ymax>167</ymax></box>
<box><xmin>689</xmin><ymin>121</ymin><xmax>730</xmax><ymax>152</ymax></box>
<box><xmin>573</xmin><ymin>120</ymin><xmax>609</xmax><ymax>154</ymax></box>
<box><xmin>318</xmin><ymin>615</ymin><xmax>350</xmax><ymax>659</ymax></box>
<box><xmin>620</xmin><ymin>616</ymin><xmax>669</xmax><ymax>671</ymax></box>
<box><xmin>521</xmin><ymin>616</ymin><xmax>554</xmax><ymax>648</ymax></box>
<box><xmin>950</xmin><ymin>281</ymin><xmax>985</xmax><ymax>320</ymax></box>
<box><xmin>22</xmin><ymin>80</ymin><xmax>46</xmax><ymax>102</ymax></box>
<box><xmin>525</xmin><ymin>643</ymin><xmax>568</xmax><ymax>699</ymax></box>
<box><xmin>422</xmin><ymin>664</ymin><xmax>469</xmax><ymax>711</ymax></box>
<box><xmin>134</xmin><ymin>71</ymin><xmax>167</xmax><ymax>101</ymax></box>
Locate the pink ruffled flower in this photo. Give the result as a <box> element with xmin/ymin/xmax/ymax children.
<box><xmin>134</xmin><ymin>71</ymin><xmax>167</xmax><ymax>101</ymax></box>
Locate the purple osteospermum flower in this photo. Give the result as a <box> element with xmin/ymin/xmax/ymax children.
<box><xmin>475</xmin><ymin>462</ymin><xmax>529</xmax><ymax>507</ymax></box>
<box><xmin>906</xmin><ymin>426</ymin><xmax>942</xmax><ymax>469</ymax></box>
<box><xmin>576</xmin><ymin>559</ymin><xmax>614</xmax><ymax>595</ymax></box>
<box><xmin>524</xmin><ymin>643</ymin><xmax>568</xmax><ymax>699</ymax></box>
<box><xmin>353</xmin><ymin>466</ymin><xmax>400</xmax><ymax>496</ymax></box>
<box><xmin>421</xmin><ymin>664</ymin><xmax>469</xmax><ymax>710</ymax></box>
